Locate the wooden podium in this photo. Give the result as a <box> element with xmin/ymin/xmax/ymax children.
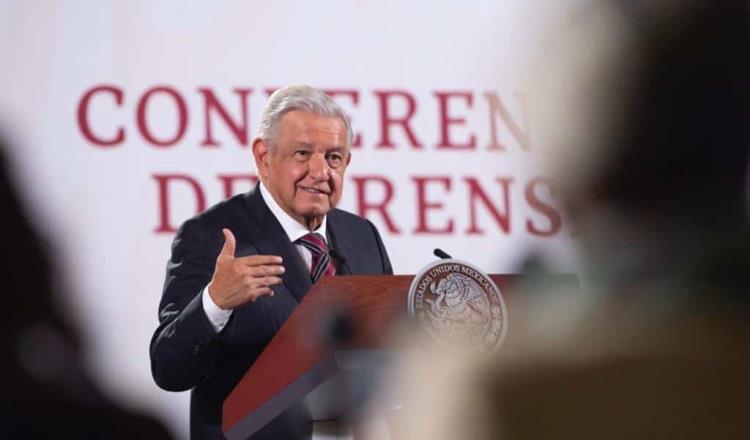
<box><xmin>221</xmin><ymin>273</ymin><xmax>544</xmax><ymax>439</ymax></box>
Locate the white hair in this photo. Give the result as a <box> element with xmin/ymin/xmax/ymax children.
<box><xmin>258</xmin><ymin>84</ymin><xmax>353</xmax><ymax>148</ymax></box>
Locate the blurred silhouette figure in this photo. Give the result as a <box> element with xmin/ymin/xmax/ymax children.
<box><xmin>372</xmin><ymin>0</ymin><xmax>750</xmax><ymax>438</ymax></box>
<box><xmin>0</xmin><ymin>140</ymin><xmax>173</xmax><ymax>439</ymax></box>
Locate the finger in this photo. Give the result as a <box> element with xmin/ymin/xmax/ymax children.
<box><xmin>249</xmin><ymin>287</ymin><xmax>273</xmax><ymax>300</ymax></box>
<box><xmin>263</xmin><ymin>276</ymin><xmax>283</xmax><ymax>286</ymax></box>
<box><xmin>242</xmin><ymin>274</ymin><xmax>283</xmax><ymax>287</ymax></box>
<box><xmin>242</xmin><ymin>264</ymin><xmax>286</xmax><ymax>277</ymax></box>
<box><xmin>235</xmin><ymin>254</ymin><xmax>283</xmax><ymax>266</ymax></box>
<box><xmin>242</xmin><ymin>274</ymin><xmax>283</xmax><ymax>286</ymax></box>
<box><xmin>220</xmin><ymin>228</ymin><xmax>236</xmax><ymax>257</ymax></box>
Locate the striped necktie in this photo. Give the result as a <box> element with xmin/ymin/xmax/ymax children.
<box><xmin>296</xmin><ymin>232</ymin><xmax>336</xmax><ymax>283</ymax></box>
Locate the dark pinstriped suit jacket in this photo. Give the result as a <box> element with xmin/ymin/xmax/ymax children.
<box><xmin>150</xmin><ymin>185</ymin><xmax>393</xmax><ymax>439</ymax></box>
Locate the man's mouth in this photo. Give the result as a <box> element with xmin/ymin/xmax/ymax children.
<box><xmin>299</xmin><ymin>186</ymin><xmax>330</xmax><ymax>195</ymax></box>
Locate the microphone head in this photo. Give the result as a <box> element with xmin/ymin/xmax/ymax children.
<box><xmin>329</xmin><ymin>248</ymin><xmax>346</xmax><ymax>262</ymax></box>
<box><xmin>328</xmin><ymin>248</ymin><xmax>348</xmax><ymax>275</ymax></box>
<box><xmin>433</xmin><ymin>248</ymin><xmax>452</xmax><ymax>259</ymax></box>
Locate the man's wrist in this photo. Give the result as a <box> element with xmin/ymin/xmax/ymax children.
<box><xmin>202</xmin><ymin>286</ymin><xmax>233</xmax><ymax>332</ymax></box>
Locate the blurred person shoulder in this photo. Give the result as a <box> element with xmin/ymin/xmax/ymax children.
<box><xmin>0</xmin><ymin>141</ymin><xmax>175</xmax><ymax>439</ymax></box>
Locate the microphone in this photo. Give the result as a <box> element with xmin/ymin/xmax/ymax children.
<box><xmin>322</xmin><ymin>307</ymin><xmax>355</xmax><ymax>348</ymax></box>
<box><xmin>434</xmin><ymin>248</ymin><xmax>453</xmax><ymax>259</ymax></box>
<box><xmin>329</xmin><ymin>248</ymin><xmax>349</xmax><ymax>275</ymax></box>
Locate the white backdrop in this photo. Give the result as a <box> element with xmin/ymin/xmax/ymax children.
<box><xmin>0</xmin><ymin>1</ymin><xmax>579</xmax><ymax>437</ymax></box>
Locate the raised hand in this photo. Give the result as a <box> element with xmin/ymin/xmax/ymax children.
<box><xmin>206</xmin><ymin>228</ymin><xmax>285</xmax><ymax>310</ymax></box>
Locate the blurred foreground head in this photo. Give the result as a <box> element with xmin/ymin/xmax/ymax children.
<box><xmin>530</xmin><ymin>0</ymin><xmax>750</xmax><ymax>302</ymax></box>
<box><xmin>370</xmin><ymin>2</ymin><xmax>750</xmax><ymax>439</ymax></box>
<box><xmin>0</xmin><ymin>142</ymin><xmax>78</xmax><ymax>366</ymax></box>
<box><xmin>494</xmin><ymin>0</ymin><xmax>750</xmax><ymax>437</ymax></box>
<box><xmin>533</xmin><ymin>0</ymin><xmax>749</xmax><ymax>225</ymax></box>
<box><xmin>0</xmin><ymin>140</ymin><xmax>172</xmax><ymax>438</ymax></box>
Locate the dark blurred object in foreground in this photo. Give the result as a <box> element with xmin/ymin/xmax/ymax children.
<box><xmin>0</xmin><ymin>140</ymin><xmax>173</xmax><ymax>439</ymax></box>
<box><xmin>374</xmin><ymin>0</ymin><xmax>750</xmax><ymax>438</ymax></box>
<box><xmin>490</xmin><ymin>0</ymin><xmax>750</xmax><ymax>437</ymax></box>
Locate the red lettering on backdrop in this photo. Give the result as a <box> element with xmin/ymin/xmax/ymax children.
<box><xmin>78</xmin><ymin>85</ymin><xmax>538</xmax><ymax>153</ymax></box>
<box><xmin>373</xmin><ymin>90</ymin><xmax>423</xmax><ymax>149</ymax></box>
<box><xmin>153</xmin><ymin>174</ymin><xmax>206</xmax><ymax>233</ymax></box>
<box><xmin>465</xmin><ymin>177</ymin><xmax>513</xmax><ymax>234</ymax></box>
<box><xmin>435</xmin><ymin>91</ymin><xmax>476</xmax><ymax>149</ymax></box>
<box><xmin>218</xmin><ymin>174</ymin><xmax>258</xmax><ymax>199</ymax></box>
<box><xmin>484</xmin><ymin>91</ymin><xmax>531</xmax><ymax>151</ymax></box>
<box><xmin>199</xmin><ymin>88</ymin><xmax>252</xmax><ymax>148</ymax></box>
<box><xmin>137</xmin><ymin>86</ymin><xmax>188</xmax><ymax>147</ymax></box>
<box><xmin>413</xmin><ymin>176</ymin><xmax>454</xmax><ymax>234</ymax></box>
<box><xmin>323</xmin><ymin>89</ymin><xmax>362</xmax><ymax>148</ymax></box>
<box><xmin>77</xmin><ymin>85</ymin><xmax>125</xmax><ymax>147</ymax></box>
<box><xmin>525</xmin><ymin>177</ymin><xmax>562</xmax><ymax>236</ymax></box>
<box><xmin>352</xmin><ymin>176</ymin><xmax>401</xmax><ymax>234</ymax></box>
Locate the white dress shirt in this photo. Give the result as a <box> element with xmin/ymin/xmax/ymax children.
<box><xmin>202</xmin><ymin>182</ymin><xmax>328</xmax><ymax>332</ymax></box>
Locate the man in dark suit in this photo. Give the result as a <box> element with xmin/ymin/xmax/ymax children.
<box><xmin>150</xmin><ymin>85</ymin><xmax>393</xmax><ymax>439</ymax></box>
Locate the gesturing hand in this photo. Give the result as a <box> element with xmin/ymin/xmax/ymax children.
<box><xmin>207</xmin><ymin>228</ymin><xmax>285</xmax><ymax>310</ymax></box>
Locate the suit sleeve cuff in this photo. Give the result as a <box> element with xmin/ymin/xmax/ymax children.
<box><xmin>202</xmin><ymin>287</ymin><xmax>233</xmax><ymax>332</ymax></box>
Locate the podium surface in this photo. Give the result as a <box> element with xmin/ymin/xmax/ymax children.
<box><xmin>222</xmin><ymin>273</ymin><xmax>567</xmax><ymax>439</ymax></box>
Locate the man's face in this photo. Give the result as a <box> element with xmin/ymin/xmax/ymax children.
<box><xmin>253</xmin><ymin>111</ymin><xmax>351</xmax><ymax>229</ymax></box>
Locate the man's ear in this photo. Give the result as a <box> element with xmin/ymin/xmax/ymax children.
<box><xmin>345</xmin><ymin>151</ymin><xmax>352</xmax><ymax>167</ymax></box>
<box><xmin>252</xmin><ymin>138</ymin><xmax>270</xmax><ymax>179</ymax></box>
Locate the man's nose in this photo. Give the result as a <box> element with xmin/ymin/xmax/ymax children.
<box><xmin>308</xmin><ymin>153</ymin><xmax>330</xmax><ymax>180</ymax></box>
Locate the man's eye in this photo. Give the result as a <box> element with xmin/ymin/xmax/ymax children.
<box><xmin>294</xmin><ymin>150</ymin><xmax>310</xmax><ymax>159</ymax></box>
<box><xmin>326</xmin><ymin>153</ymin><xmax>343</xmax><ymax>165</ymax></box>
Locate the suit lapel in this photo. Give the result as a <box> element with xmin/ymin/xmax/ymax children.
<box><xmin>327</xmin><ymin>210</ymin><xmax>356</xmax><ymax>274</ymax></box>
<box><xmin>242</xmin><ymin>186</ymin><xmax>312</xmax><ymax>302</ymax></box>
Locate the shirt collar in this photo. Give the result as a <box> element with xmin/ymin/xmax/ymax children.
<box><xmin>259</xmin><ymin>181</ymin><xmax>327</xmax><ymax>243</ymax></box>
